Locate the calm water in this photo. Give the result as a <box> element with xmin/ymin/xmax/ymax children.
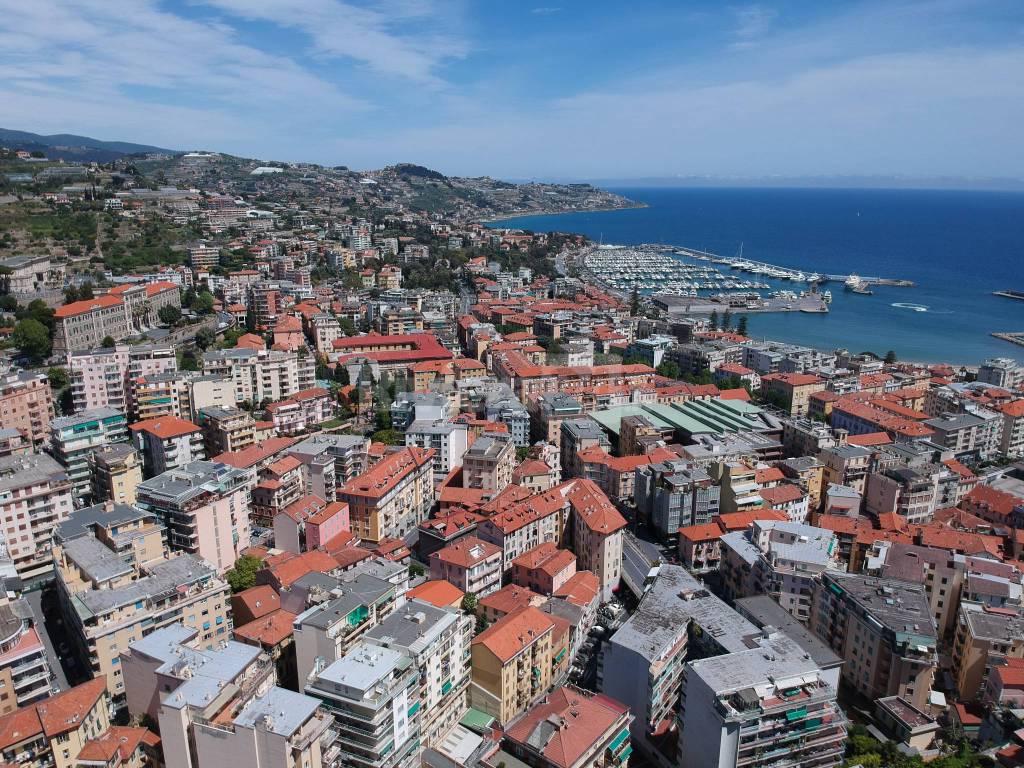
<box><xmin>493</xmin><ymin>187</ymin><xmax>1024</xmax><ymax>365</ymax></box>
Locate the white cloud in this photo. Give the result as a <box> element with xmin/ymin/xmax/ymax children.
<box><xmin>531</xmin><ymin>7</ymin><xmax>562</xmax><ymax>15</ymax></box>
<box><xmin>729</xmin><ymin>4</ymin><xmax>777</xmax><ymax>49</ymax></box>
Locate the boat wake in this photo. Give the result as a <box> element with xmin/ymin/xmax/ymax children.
<box><xmin>891</xmin><ymin>302</ymin><xmax>929</xmax><ymax>312</ymax></box>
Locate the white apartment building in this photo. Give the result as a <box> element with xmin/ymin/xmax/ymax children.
<box><xmin>202</xmin><ymin>348</ymin><xmax>316</xmax><ymax>406</ymax></box>
<box><xmin>68</xmin><ymin>343</ymin><xmax>177</xmax><ymax>414</ymax></box>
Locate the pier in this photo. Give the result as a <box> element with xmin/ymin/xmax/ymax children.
<box><xmin>992</xmin><ymin>331</ymin><xmax>1024</xmax><ymax>348</ymax></box>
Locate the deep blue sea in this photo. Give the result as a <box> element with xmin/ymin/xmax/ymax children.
<box><xmin>493</xmin><ymin>187</ymin><xmax>1024</xmax><ymax>365</ymax></box>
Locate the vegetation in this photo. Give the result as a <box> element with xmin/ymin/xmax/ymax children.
<box><xmin>11</xmin><ymin>318</ymin><xmax>52</xmax><ymax>362</ymax></box>
<box><xmin>656</xmin><ymin>360</ymin><xmax>681</xmax><ymax>380</ymax></box>
<box><xmin>844</xmin><ymin>725</ymin><xmax>993</xmax><ymax>768</ymax></box>
<box><xmin>408</xmin><ymin>562</ymin><xmax>426</xmax><ymax>578</ymax></box>
<box><xmin>158</xmin><ymin>305</ymin><xmax>182</xmax><ymax>326</ymax></box>
<box><xmin>47</xmin><ymin>366</ymin><xmax>69</xmax><ymax>389</ymax></box>
<box><xmin>736</xmin><ymin>315</ymin><xmax>749</xmax><ymax>336</ymax></box>
<box><xmin>225</xmin><ymin>555</ymin><xmax>262</xmax><ymax>593</ymax></box>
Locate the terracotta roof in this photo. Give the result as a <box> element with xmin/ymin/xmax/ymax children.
<box><xmin>552</xmin><ymin>570</ymin><xmax>600</xmax><ymax>606</ymax></box>
<box><xmin>233</xmin><ymin>609</ymin><xmax>297</xmax><ymax>647</ymax></box>
<box><xmin>845</xmin><ymin>432</ymin><xmax>892</xmax><ymax>447</ymax></box>
<box><xmin>129</xmin><ymin>415</ymin><xmax>201</xmax><ymax>439</ymax></box>
<box><xmin>406</xmin><ymin>580</ymin><xmax>464</xmax><ymax>608</ymax></box>
<box><xmin>754</xmin><ymin>467</ymin><xmax>785</xmax><ymax>484</ymax></box>
<box><xmin>76</xmin><ymin>726</ymin><xmax>159</xmax><ymax>763</ymax></box>
<box><xmin>339</xmin><ymin>446</ymin><xmax>433</xmax><ymax>499</ymax></box>
<box><xmin>762</xmin><ymin>372</ymin><xmax>823</xmax><ymax>387</ymax></box>
<box><xmin>678</xmin><ymin>522</ymin><xmax>723</xmax><ymax>543</ymax></box>
<box><xmin>332</xmin><ymin>546</ymin><xmax>372</xmax><ymax>569</ymax></box>
<box><xmin>213</xmin><ymin>436</ymin><xmax>297</xmax><ymax>468</ymax></box>
<box><xmin>472</xmin><ymin>605</ymin><xmax>554</xmax><ymax>662</ymax></box>
<box><xmin>0</xmin><ymin>677</ymin><xmax>107</xmax><ymax>750</ymax></box>
<box><xmin>505</xmin><ymin>687</ymin><xmax>628</xmax><ymax>768</ymax></box>
<box><xmin>512</xmin><ymin>459</ymin><xmax>553</xmax><ymax>479</ymax></box>
<box><xmin>54</xmin><ymin>294</ymin><xmax>122</xmax><ymax>318</ymax></box>
<box><xmin>419</xmin><ymin>510</ymin><xmax>483</xmax><ymax>538</ymax></box>
<box><xmin>307</xmin><ymin>501</ymin><xmax>348</xmax><ymax>526</ymax></box>
<box><xmin>264</xmin><ymin>549</ymin><xmax>339</xmax><ymax>588</ymax></box>
<box><xmin>566</xmin><ymin>479</ymin><xmax>627</xmax><ymax>535</ymax></box>
<box><xmin>480</xmin><ymin>584</ymin><xmax>547</xmax><ymax>615</ymax></box>
<box><xmin>512</xmin><ymin>543</ymin><xmax>576</xmax><ymax>576</ymax></box>
<box><xmin>964</xmin><ymin>484</ymin><xmax>1023</xmax><ymax>521</ymax></box>
<box><xmin>231</xmin><ymin>585</ymin><xmax>280</xmax><ymax>621</ymax></box>
<box><xmin>758</xmin><ymin>484</ymin><xmax>805</xmax><ymax>505</ymax></box>
<box><xmin>279</xmin><ymin>494</ymin><xmax>327</xmax><ymax>523</ymax></box>
<box><xmin>715</xmin><ymin>509</ymin><xmax>788</xmax><ymax>531</ymax></box>
<box><xmin>432</xmin><ymin>535</ymin><xmax>501</xmax><ymax>568</ymax></box>
<box><xmin>998</xmin><ymin>399</ymin><xmax>1024</xmax><ymax>418</ymax></box>
<box><xmin>266</xmin><ymin>455</ymin><xmax>303</xmax><ymax>476</ymax></box>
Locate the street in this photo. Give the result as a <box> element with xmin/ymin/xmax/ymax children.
<box><xmin>24</xmin><ymin>585</ymin><xmax>71</xmax><ymax>693</ymax></box>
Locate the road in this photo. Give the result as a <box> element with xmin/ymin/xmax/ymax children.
<box><xmin>25</xmin><ymin>585</ymin><xmax>71</xmax><ymax>692</ymax></box>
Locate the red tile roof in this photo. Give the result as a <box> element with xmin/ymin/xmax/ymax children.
<box><xmin>54</xmin><ymin>295</ymin><xmax>122</xmax><ymax>318</ymax></box>
<box><xmin>129</xmin><ymin>415</ymin><xmax>201</xmax><ymax>439</ymax></box>
<box><xmin>339</xmin><ymin>446</ymin><xmax>433</xmax><ymax>499</ymax></box>
<box><xmin>231</xmin><ymin>585</ymin><xmax>280</xmax><ymax>621</ymax></box>
<box><xmin>406</xmin><ymin>580</ymin><xmax>464</xmax><ymax>608</ymax></box>
<box><xmin>472</xmin><ymin>605</ymin><xmax>554</xmax><ymax>662</ymax></box>
<box><xmin>213</xmin><ymin>437</ymin><xmax>298</xmax><ymax>468</ymax></box>
<box><xmin>432</xmin><ymin>535</ymin><xmax>501</xmax><ymax>568</ymax></box>
<box><xmin>552</xmin><ymin>570</ymin><xmax>599</xmax><ymax>606</ymax></box>
<box><xmin>233</xmin><ymin>609</ymin><xmax>297</xmax><ymax>647</ymax></box>
<box><xmin>0</xmin><ymin>677</ymin><xmax>107</xmax><ymax>750</ymax></box>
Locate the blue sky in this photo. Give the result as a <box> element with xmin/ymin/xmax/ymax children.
<box><xmin>0</xmin><ymin>0</ymin><xmax>1021</xmax><ymax>179</ymax></box>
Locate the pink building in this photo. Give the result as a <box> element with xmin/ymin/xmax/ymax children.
<box><xmin>265</xmin><ymin>387</ymin><xmax>335</xmax><ymax>435</ymax></box>
<box><xmin>272</xmin><ymin>494</ymin><xmax>350</xmax><ymax>553</ymax></box>
<box><xmin>305</xmin><ymin>500</ymin><xmax>350</xmax><ymax>550</ymax></box>
<box><xmin>429</xmin><ymin>535</ymin><xmax>502</xmax><ymax>596</ymax></box>
<box><xmin>68</xmin><ymin>343</ymin><xmax>176</xmax><ymax>415</ymax></box>
<box><xmin>272</xmin><ymin>314</ymin><xmax>305</xmax><ymax>351</ymax></box>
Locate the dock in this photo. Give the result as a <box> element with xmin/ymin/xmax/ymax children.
<box><xmin>992</xmin><ymin>331</ymin><xmax>1024</xmax><ymax>348</ymax></box>
<box><xmin>994</xmin><ymin>290</ymin><xmax>1024</xmax><ymax>302</ymax></box>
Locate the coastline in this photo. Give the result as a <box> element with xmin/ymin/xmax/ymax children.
<box><xmin>483</xmin><ymin>201</ymin><xmax>647</xmax><ymax>225</ymax></box>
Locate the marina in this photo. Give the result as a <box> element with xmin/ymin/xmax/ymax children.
<box><xmin>992</xmin><ymin>331</ymin><xmax>1024</xmax><ymax>348</ymax></box>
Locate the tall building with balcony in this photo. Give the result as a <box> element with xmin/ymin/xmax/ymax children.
<box><xmin>810</xmin><ymin>572</ymin><xmax>938</xmax><ymax>711</ymax></box>
<box><xmin>337</xmin><ymin>447</ymin><xmax>435</xmax><ymax>543</ymax></box>
<box><xmin>364</xmin><ymin>599</ymin><xmax>473</xmax><ymax>747</ymax></box>
<box><xmin>462</xmin><ymin>435</ymin><xmax>515</xmax><ymax>493</ymax></box>
<box><xmin>130</xmin><ymin>416</ymin><xmax>206</xmax><ymax>477</ymax></box>
<box><xmin>68</xmin><ymin>343</ymin><xmax>176</xmax><ymax>415</ymax></box>
<box><xmin>429</xmin><ymin>536</ymin><xmax>502</xmax><ymax>597</ymax></box>
<box><xmin>0</xmin><ymin>452</ymin><xmax>74</xmax><ymax>579</ymax></box>
<box><xmin>88</xmin><ymin>443</ymin><xmax>144</xmax><ymax>505</ymax></box>
<box><xmin>284</xmin><ymin>434</ymin><xmax>370</xmax><ymax>503</ymax></box>
<box><xmin>470</xmin><ymin>605</ymin><xmax>556</xmax><ymax>725</ymax></box>
<box><xmin>50</xmin><ymin>407</ymin><xmax>129</xmax><ymax>500</ymax></box>
<box><xmin>680</xmin><ymin>632</ymin><xmax>847</xmax><ymax>768</ymax></box>
<box><xmin>0</xmin><ymin>594</ymin><xmax>54</xmax><ymax>713</ymax></box>
<box><xmin>54</xmin><ymin>503</ymin><xmax>230</xmax><ymax>706</ymax></box>
<box><xmin>201</xmin><ymin>348</ymin><xmax>316</xmax><ymax>406</ymax></box>
<box><xmin>306</xmin><ymin>642</ymin><xmax>423</xmax><ymax>768</ymax></box>
<box><xmin>634</xmin><ymin>460</ymin><xmax>720</xmax><ymax>539</ymax></box>
<box><xmin>0</xmin><ymin>370</ymin><xmax>54</xmax><ymax>448</ymax></box>
<box><xmin>135</xmin><ymin>460</ymin><xmax>251</xmax><ymax>573</ymax></box>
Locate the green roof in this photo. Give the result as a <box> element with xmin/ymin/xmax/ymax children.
<box><xmin>460</xmin><ymin>708</ymin><xmax>496</xmax><ymax>733</ymax></box>
<box><xmin>586</xmin><ymin>398</ymin><xmax>767</xmax><ymax>439</ymax></box>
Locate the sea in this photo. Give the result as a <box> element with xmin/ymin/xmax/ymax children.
<box><xmin>491</xmin><ymin>187</ymin><xmax>1024</xmax><ymax>366</ymax></box>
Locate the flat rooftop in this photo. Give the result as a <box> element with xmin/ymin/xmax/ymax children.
<box><xmin>734</xmin><ymin>595</ymin><xmax>842</xmax><ymax>670</ymax></box>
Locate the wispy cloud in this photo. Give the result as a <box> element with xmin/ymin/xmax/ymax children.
<box><xmin>194</xmin><ymin>0</ymin><xmax>469</xmax><ymax>85</ymax></box>
<box><xmin>729</xmin><ymin>4</ymin><xmax>777</xmax><ymax>49</ymax></box>
<box><xmin>531</xmin><ymin>7</ymin><xmax>562</xmax><ymax>15</ymax></box>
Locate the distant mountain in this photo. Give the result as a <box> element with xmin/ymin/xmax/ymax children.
<box><xmin>0</xmin><ymin>128</ymin><xmax>179</xmax><ymax>162</ymax></box>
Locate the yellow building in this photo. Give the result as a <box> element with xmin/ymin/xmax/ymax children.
<box><xmin>89</xmin><ymin>444</ymin><xmax>143</xmax><ymax>505</ymax></box>
<box><xmin>470</xmin><ymin>605</ymin><xmax>555</xmax><ymax>725</ymax></box>
<box><xmin>338</xmin><ymin>446</ymin><xmax>435</xmax><ymax>542</ymax></box>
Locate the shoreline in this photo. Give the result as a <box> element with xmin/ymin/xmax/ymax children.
<box><xmin>483</xmin><ymin>201</ymin><xmax>647</xmax><ymax>225</ymax></box>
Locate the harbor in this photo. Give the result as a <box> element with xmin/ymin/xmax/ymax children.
<box><xmin>577</xmin><ymin>243</ymin><xmax>921</xmax><ymax>315</ymax></box>
<box><xmin>993</xmin><ymin>331</ymin><xmax>1024</xmax><ymax>348</ymax></box>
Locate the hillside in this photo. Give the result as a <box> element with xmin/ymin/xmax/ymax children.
<box><xmin>0</xmin><ymin>128</ymin><xmax>178</xmax><ymax>162</ymax></box>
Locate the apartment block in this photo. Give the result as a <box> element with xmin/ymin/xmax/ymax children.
<box><xmin>53</xmin><ymin>296</ymin><xmax>131</xmax><ymax>354</ymax></box>
<box><xmin>502</xmin><ymin>686</ymin><xmax>634</xmax><ymax>768</ymax></box>
<box><xmin>266</xmin><ymin>387</ymin><xmax>336</xmax><ymax>435</ymax></box>
<box><xmin>54</xmin><ymin>503</ymin><xmax>230</xmax><ymax>705</ymax></box>
<box><xmin>284</xmin><ymin>434</ymin><xmax>370</xmax><ymax>503</ymax></box>
<box><xmin>0</xmin><ymin>452</ymin><xmax>74</xmax><ymax>579</ymax></box>
<box><xmin>0</xmin><ymin>370</ymin><xmax>54</xmax><ymax>447</ymax></box>
<box><xmin>462</xmin><ymin>435</ymin><xmax>515</xmax><ymax>492</ymax></box>
<box><xmin>952</xmin><ymin>601</ymin><xmax>1024</xmax><ymax>700</ymax></box>
<box><xmin>130</xmin><ymin>416</ymin><xmax>206</xmax><ymax>477</ymax></box>
<box><xmin>338</xmin><ymin>447</ymin><xmax>435</xmax><ymax>543</ymax></box>
<box><xmin>566</xmin><ymin>480</ymin><xmax>626</xmax><ymax>602</ymax></box>
<box><xmin>470</xmin><ymin>606</ymin><xmax>556</xmax><ymax>725</ymax></box>
<box><xmin>0</xmin><ymin>677</ymin><xmax>112</xmax><ymax>768</ymax></box>
<box><xmin>364</xmin><ymin>598</ymin><xmax>473</xmax><ymax>747</ymax></box>
<box><xmin>293</xmin><ymin>573</ymin><xmax>399</xmax><ymax>687</ymax></box>
<box><xmin>202</xmin><ymin>348</ymin><xmax>316</xmax><ymax>405</ymax></box>
<box><xmin>136</xmin><ymin>460</ymin><xmax>252</xmax><ymax>572</ymax></box>
<box><xmin>198</xmin><ymin>405</ymin><xmax>263</xmax><ymax>455</ymax></box>
<box><xmin>760</xmin><ymin>373</ymin><xmax>826</xmax><ymax>417</ymax></box>
<box><xmin>273</xmin><ymin>496</ymin><xmax>349</xmax><ymax>554</ymax></box>
<box><xmin>634</xmin><ymin>460</ymin><xmax>720</xmax><ymax>538</ymax></box>
<box><xmin>50</xmin><ymin>407</ymin><xmax>129</xmax><ymax>500</ymax></box>
<box><xmin>510</xmin><ymin>543</ymin><xmax>576</xmax><ymax>596</ymax></box>
<box><xmin>0</xmin><ymin>594</ymin><xmax>54</xmax><ymax>713</ymax></box>
<box><xmin>88</xmin><ymin>443</ymin><xmax>144</xmax><ymax>505</ymax></box>
<box><xmin>306</xmin><ymin>642</ymin><xmax>423</xmax><ymax>768</ymax></box>
<box><xmin>431</xmin><ymin>536</ymin><xmax>502</xmax><ymax>597</ymax></box>
<box><xmin>68</xmin><ymin>343</ymin><xmax>176</xmax><ymax>415</ymax></box>
<box><xmin>810</xmin><ymin>572</ymin><xmax>938</xmax><ymax>711</ymax></box>
<box><xmin>405</xmin><ymin>421</ymin><xmax>468</xmax><ymax>479</ymax></box>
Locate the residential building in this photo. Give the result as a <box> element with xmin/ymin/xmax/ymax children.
<box><xmin>53</xmin><ymin>296</ymin><xmax>131</xmax><ymax>354</ymax></box>
<box><xmin>0</xmin><ymin>594</ymin><xmax>54</xmax><ymax>713</ymax></box>
<box><xmin>760</xmin><ymin>373</ymin><xmax>825</xmax><ymax>416</ymax></box>
<box><xmin>977</xmin><ymin>357</ymin><xmax>1024</xmax><ymax>390</ymax></box>
<box><xmin>462</xmin><ymin>435</ymin><xmax>515</xmax><ymax>492</ymax></box>
<box><xmin>0</xmin><ymin>428</ymin><xmax>28</xmax><ymax>458</ymax></box>
<box><xmin>530</xmin><ymin>393</ymin><xmax>583</xmax><ymax>444</ymax></box>
<box><xmin>565</xmin><ymin>480</ymin><xmax>625</xmax><ymax>602</ymax></box>
<box><xmin>50</xmin><ymin>407</ymin><xmax>129</xmax><ymax>499</ymax></box>
<box><xmin>0</xmin><ymin>452</ymin><xmax>74</xmax><ymax>579</ymax></box>
<box><xmin>187</xmin><ymin>240</ymin><xmax>220</xmax><ymax>269</ymax></box>
<box><xmin>201</xmin><ymin>348</ymin><xmax>316</xmax><ymax>405</ymax></box>
<box><xmin>510</xmin><ymin>543</ymin><xmax>576</xmax><ymax>596</ymax></box>
<box><xmin>810</xmin><ymin>572</ymin><xmax>938</xmax><ymax>711</ymax></box>
<box><xmin>266</xmin><ymin>387</ymin><xmax>336</xmax><ymax>435</ymax></box>
<box><xmin>430</xmin><ymin>536</ymin><xmax>502</xmax><ymax>597</ymax></box>
<box><xmin>130</xmin><ymin>416</ymin><xmax>206</xmax><ymax>477</ymax></box>
<box><xmin>197</xmin><ymin>405</ymin><xmax>262</xmax><ymax>456</ymax></box>
<box><xmin>418</xmin><ymin>510</ymin><xmax>483</xmax><ymax>562</ymax></box>
<box><xmin>135</xmin><ymin>460</ymin><xmax>252</xmax><ymax>572</ymax></box>
<box><xmin>560</xmin><ymin>418</ymin><xmax>611</xmax><ymax>480</ymax></box>
<box><xmin>405</xmin><ymin>421</ymin><xmax>469</xmax><ymax>479</ymax></box>
<box><xmin>273</xmin><ymin>496</ymin><xmax>349</xmax><ymax>554</ymax></box>
<box><xmin>0</xmin><ymin>678</ymin><xmax>112</xmax><ymax>768</ymax></box>
<box><xmin>285</xmin><ymin>434</ymin><xmax>370</xmax><ymax>503</ymax></box>
<box><xmin>0</xmin><ymin>370</ymin><xmax>54</xmax><ymax>448</ymax></box>
<box><xmin>292</xmin><ymin>574</ymin><xmax>399</xmax><ymax>687</ymax></box>
<box><xmin>88</xmin><ymin>443</ymin><xmax>143</xmax><ymax>505</ymax></box>
<box><xmin>951</xmin><ymin>601</ymin><xmax>1024</xmax><ymax>700</ymax></box>
<box><xmin>997</xmin><ymin>400</ymin><xmax>1024</xmax><ymax>458</ymax></box>
<box><xmin>337</xmin><ymin>447</ymin><xmax>435</xmax><ymax>543</ymax></box>
<box><xmin>502</xmin><ymin>686</ymin><xmax>633</xmax><ymax>768</ymax></box>
<box><xmin>251</xmin><ymin>455</ymin><xmax>306</xmax><ymax>528</ymax></box>
<box><xmin>634</xmin><ymin>460</ymin><xmax>720</xmax><ymax>539</ymax></box>
<box><xmin>364</xmin><ymin>598</ymin><xmax>473</xmax><ymax>747</ymax></box>
<box><xmin>54</xmin><ymin>504</ymin><xmax>230</xmax><ymax>705</ymax></box>
<box><xmin>306</xmin><ymin>642</ymin><xmax>423</xmax><ymax>768</ymax></box>
<box><xmin>68</xmin><ymin>344</ymin><xmax>176</xmax><ymax>415</ymax></box>
<box><xmin>470</xmin><ymin>606</ymin><xmax>556</xmax><ymax>725</ymax></box>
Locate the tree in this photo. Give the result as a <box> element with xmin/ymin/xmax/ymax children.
<box><xmin>370</xmin><ymin>428</ymin><xmax>402</xmax><ymax>445</ymax></box>
<box><xmin>884</xmin><ymin>350</ymin><xmax>898</xmax><ymax>364</ymax></box>
<box><xmin>629</xmin><ymin>286</ymin><xmax>639</xmax><ymax>317</ymax></box>
<box><xmin>0</xmin><ymin>295</ymin><xmax>17</xmax><ymax>312</ymax></box>
<box><xmin>11</xmin><ymin>319</ymin><xmax>52</xmax><ymax>362</ymax></box>
<box><xmin>460</xmin><ymin>594</ymin><xmax>478</xmax><ymax>614</ymax></box>
<box><xmin>101</xmin><ymin>335</ymin><xmax>116</xmax><ymax>348</ymax></box>
<box><xmin>225</xmin><ymin>555</ymin><xmax>262</xmax><ymax>593</ymax></box>
<box><xmin>180</xmin><ymin>350</ymin><xmax>200</xmax><ymax>371</ymax></box>
<box><xmin>656</xmin><ymin>360</ymin><xmax>681</xmax><ymax>380</ymax></box>
<box><xmin>334</xmin><ymin>364</ymin><xmax>351</xmax><ymax>385</ymax></box>
<box><xmin>194</xmin><ymin>327</ymin><xmax>216</xmax><ymax>350</ymax></box>
<box><xmin>63</xmin><ymin>285</ymin><xmax>80</xmax><ymax>304</ymax></box>
<box><xmin>708</xmin><ymin>310</ymin><xmax>719</xmax><ymax>331</ymax></box>
<box><xmin>194</xmin><ymin>291</ymin><xmax>215</xmax><ymax>314</ymax></box>
<box><xmin>722</xmin><ymin>309</ymin><xmax>733</xmax><ymax>331</ymax></box>
<box><xmin>408</xmin><ymin>562</ymin><xmax>426</xmax><ymax>579</ymax></box>
<box><xmin>47</xmin><ymin>366</ymin><xmax>69</xmax><ymax>390</ymax></box>
<box><xmin>736</xmin><ymin>315</ymin><xmax>749</xmax><ymax>336</ymax></box>
<box><xmin>158</xmin><ymin>305</ymin><xmax>182</xmax><ymax>326</ymax></box>
<box><xmin>79</xmin><ymin>282</ymin><xmax>94</xmax><ymax>300</ymax></box>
